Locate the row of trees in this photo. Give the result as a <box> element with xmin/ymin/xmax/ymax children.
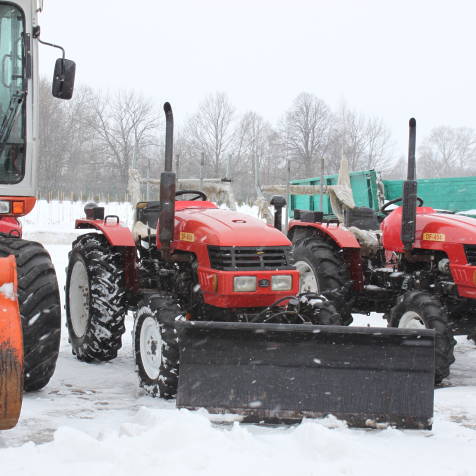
<box><xmin>38</xmin><ymin>80</ymin><xmax>476</xmax><ymax>202</ymax></box>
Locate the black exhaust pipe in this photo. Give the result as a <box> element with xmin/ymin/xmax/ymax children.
<box><xmin>401</xmin><ymin>118</ymin><xmax>417</xmax><ymax>251</ymax></box>
<box><xmin>159</xmin><ymin>102</ymin><xmax>176</xmax><ymax>259</ymax></box>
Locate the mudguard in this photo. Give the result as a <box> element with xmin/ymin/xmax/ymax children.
<box><xmin>176</xmin><ymin>321</ymin><xmax>435</xmax><ymax>429</ymax></box>
<box><xmin>288</xmin><ymin>221</ymin><xmax>364</xmax><ymax>290</ymax></box>
<box><xmin>0</xmin><ymin>255</ymin><xmax>23</xmax><ymax>430</ymax></box>
<box><xmin>75</xmin><ymin>218</ymin><xmax>136</xmax><ymax>247</ymax></box>
<box><xmin>288</xmin><ymin>220</ymin><xmax>361</xmax><ymax>249</ymax></box>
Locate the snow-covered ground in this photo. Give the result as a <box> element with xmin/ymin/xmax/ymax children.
<box><xmin>1</xmin><ymin>201</ymin><xmax>476</xmax><ymax>476</ymax></box>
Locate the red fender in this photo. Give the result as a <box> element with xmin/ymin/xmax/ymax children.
<box><xmin>288</xmin><ymin>220</ymin><xmax>361</xmax><ymax>248</ymax></box>
<box><xmin>288</xmin><ymin>220</ymin><xmax>364</xmax><ymax>290</ymax></box>
<box><xmin>75</xmin><ymin>218</ymin><xmax>136</xmax><ymax>247</ymax></box>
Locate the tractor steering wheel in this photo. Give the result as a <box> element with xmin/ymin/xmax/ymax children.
<box><xmin>175</xmin><ymin>190</ymin><xmax>208</xmax><ymax>201</ymax></box>
<box><xmin>380</xmin><ymin>196</ymin><xmax>424</xmax><ymax>213</ymax></box>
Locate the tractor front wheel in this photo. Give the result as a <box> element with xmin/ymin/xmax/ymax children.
<box><xmin>65</xmin><ymin>234</ymin><xmax>127</xmax><ymax>362</ymax></box>
<box><xmin>134</xmin><ymin>297</ymin><xmax>180</xmax><ymax>398</ymax></box>
<box><xmin>389</xmin><ymin>291</ymin><xmax>456</xmax><ymax>384</ymax></box>
<box><xmin>292</xmin><ymin>236</ymin><xmax>353</xmax><ymax>325</ymax></box>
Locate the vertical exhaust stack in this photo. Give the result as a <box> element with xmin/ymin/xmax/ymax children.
<box><xmin>159</xmin><ymin>102</ymin><xmax>176</xmax><ymax>259</ymax></box>
<box><xmin>401</xmin><ymin>118</ymin><xmax>417</xmax><ymax>251</ymax></box>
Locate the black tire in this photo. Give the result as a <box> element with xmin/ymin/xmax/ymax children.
<box><xmin>389</xmin><ymin>291</ymin><xmax>456</xmax><ymax>384</ymax></box>
<box><xmin>0</xmin><ymin>237</ymin><xmax>61</xmax><ymax>391</ymax></box>
<box><xmin>134</xmin><ymin>296</ymin><xmax>180</xmax><ymax>398</ymax></box>
<box><xmin>292</xmin><ymin>236</ymin><xmax>353</xmax><ymax>325</ymax></box>
<box><xmin>65</xmin><ymin>233</ymin><xmax>127</xmax><ymax>362</ymax></box>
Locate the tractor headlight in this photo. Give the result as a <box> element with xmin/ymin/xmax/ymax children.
<box><xmin>0</xmin><ymin>200</ymin><xmax>11</xmax><ymax>214</ymax></box>
<box><xmin>271</xmin><ymin>275</ymin><xmax>292</xmax><ymax>291</ymax></box>
<box><xmin>233</xmin><ymin>276</ymin><xmax>257</xmax><ymax>292</ymax></box>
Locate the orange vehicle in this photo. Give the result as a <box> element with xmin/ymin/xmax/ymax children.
<box><xmin>0</xmin><ymin>0</ymin><xmax>74</xmax><ymax>429</ymax></box>
<box><xmin>0</xmin><ymin>255</ymin><xmax>21</xmax><ymax>429</ymax></box>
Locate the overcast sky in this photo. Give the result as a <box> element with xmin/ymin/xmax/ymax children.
<box><xmin>38</xmin><ymin>0</ymin><xmax>476</xmax><ymax>160</ymax></box>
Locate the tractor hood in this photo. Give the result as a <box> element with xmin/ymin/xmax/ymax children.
<box><xmin>382</xmin><ymin>206</ymin><xmax>476</xmax><ymax>251</ymax></box>
<box><xmin>173</xmin><ymin>208</ymin><xmax>291</xmax><ymax>247</ymax></box>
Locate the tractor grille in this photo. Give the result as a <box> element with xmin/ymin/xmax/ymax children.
<box><xmin>464</xmin><ymin>245</ymin><xmax>476</xmax><ymax>265</ymax></box>
<box><xmin>208</xmin><ymin>246</ymin><xmax>293</xmax><ymax>271</ymax></box>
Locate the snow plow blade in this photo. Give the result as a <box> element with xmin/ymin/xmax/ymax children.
<box><xmin>0</xmin><ymin>255</ymin><xmax>23</xmax><ymax>430</ymax></box>
<box><xmin>176</xmin><ymin>321</ymin><xmax>435</xmax><ymax>429</ymax></box>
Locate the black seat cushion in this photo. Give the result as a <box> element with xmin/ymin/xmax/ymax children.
<box><xmin>344</xmin><ymin>207</ymin><xmax>380</xmax><ymax>230</ymax></box>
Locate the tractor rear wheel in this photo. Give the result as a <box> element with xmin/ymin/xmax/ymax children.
<box><xmin>389</xmin><ymin>291</ymin><xmax>456</xmax><ymax>384</ymax></box>
<box><xmin>65</xmin><ymin>233</ymin><xmax>127</xmax><ymax>362</ymax></box>
<box><xmin>292</xmin><ymin>236</ymin><xmax>353</xmax><ymax>325</ymax></box>
<box><xmin>134</xmin><ymin>296</ymin><xmax>180</xmax><ymax>398</ymax></box>
<box><xmin>0</xmin><ymin>237</ymin><xmax>61</xmax><ymax>391</ymax></box>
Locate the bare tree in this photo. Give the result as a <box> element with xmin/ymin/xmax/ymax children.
<box><xmin>186</xmin><ymin>92</ymin><xmax>235</xmax><ymax>177</ymax></box>
<box><xmin>91</xmin><ymin>90</ymin><xmax>160</xmax><ymax>194</ymax></box>
<box><xmin>326</xmin><ymin>105</ymin><xmax>393</xmax><ymax>174</ymax></box>
<box><xmin>418</xmin><ymin>126</ymin><xmax>476</xmax><ymax>178</ymax></box>
<box><xmin>362</xmin><ymin>116</ymin><xmax>393</xmax><ymax>171</ymax></box>
<box><xmin>38</xmin><ymin>79</ymin><xmax>99</xmax><ymax>196</ymax></box>
<box><xmin>283</xmin><ymin>92</ymin><xmax>332</xmax><ymax>177</ymax></box>
<box><xmin>229</xmin><ymin>111</ymin><xmax>276</xmax><ymax>200</ymax></box>
<box><xmin>38</xmin><ymin>78</ymin><xmax>69</xmax><ymax>192</ymax></box>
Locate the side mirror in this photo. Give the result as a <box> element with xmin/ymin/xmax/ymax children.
<box><xmin>52</xmin><ymin>58</ymin><xmax>76</xmax><ymax>100</ymax></box>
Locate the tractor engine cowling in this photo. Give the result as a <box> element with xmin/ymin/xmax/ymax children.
<box><xmin>156</xmin><ymin>203</ymin><xmax>299</xmax><ymax>308</ymax></box>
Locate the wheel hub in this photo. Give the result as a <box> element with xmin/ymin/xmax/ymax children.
<box><xmin>398</xmin><ymin>310</ymin><xmax>426</xmax><ymax>329</ymax></box>
<box><xmin>69</xmin><ymin>259</ymin><xmax>90</xmax><ymax>338</ymax></box>
<box><xmin>294</xmin><ymin>260</ymin><xmax>319</xmax><ymax>293</ymax></box>
<box><xmin>140</xmin><ymin>316</ymin><xmax>161</xmax><ymax>380</ymax></box>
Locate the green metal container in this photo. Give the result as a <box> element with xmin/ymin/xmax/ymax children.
<box><xmin>289</xmin><ymin>169</ymin><xmax>380</xmax><ymax>216</ymax></box>
<box><xmin>289</xmin><ymin>170</ymin><xmax>476</xmax><ymax>219</ymax></box>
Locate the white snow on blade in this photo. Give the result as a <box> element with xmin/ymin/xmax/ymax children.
<box><xmin>0</xmin><ymin>282</ymin><xmax>15</xmax><ymax>301</ymax></box>
<box><xmin>0</xmin><ymin>202</ymin><xmax>473</xmax><ymax>476</ymax></box>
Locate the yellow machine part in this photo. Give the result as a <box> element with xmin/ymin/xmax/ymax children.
<box><xmin>0</xmin><ymin>255</ymin><xmax>23</xmax><ymax>430</ymax></box>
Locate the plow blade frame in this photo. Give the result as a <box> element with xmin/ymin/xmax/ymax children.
<box><xmin>176</xmin><ymin>321</ymin><xmax>435</xmax><ymax>429</ymax></box>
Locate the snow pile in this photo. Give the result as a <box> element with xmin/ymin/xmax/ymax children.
<box><xmin>2</xmin><ymin>407</ymin><xmax>476</xmax><ymax>476</ymax></box>
<box><xmin>21</xmin><ymin>200</ymin><xmax>134</xmax><ymax>244</ymax></box>
<box><xmin>23</xmin><ymin>200</ymin><xmax>134</xmax><ymax>230</ymax></box>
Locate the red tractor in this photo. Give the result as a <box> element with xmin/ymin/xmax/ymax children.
<box><xmin>65</xmin><ymin>106</ymin><xmax>436</xmax><ymax>429</ymax></box>
<box><xmin>289</xmin><ymin>118</ymin><xmax>467</xmax><ymax>383</ymax></box>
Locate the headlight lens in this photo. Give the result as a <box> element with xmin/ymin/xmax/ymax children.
<box><xmin>0</xmin><ymin>200</ymin><xmax>10</xmax><ymax>214</ymax></box>
<box><xmin>233</xmin><ymin>276</ymin><xmax>256</xmax><ymax>292</ymax></box>
<box><xmin>271</xmin><ymin>275</ymin><xmax>292</xmax><ymax>291</ymax></box>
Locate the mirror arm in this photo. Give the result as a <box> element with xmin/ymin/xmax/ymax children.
<box><xmin>32</xmin><ymin>26</ymin><xmax>65</xmax><ymax>59</ymax></box>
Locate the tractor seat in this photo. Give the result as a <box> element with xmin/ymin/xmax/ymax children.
<box><xmin>344</xmin><ymin>207</ymin><xmax>381</xmax><ymax>257</ymax></box>
<box><xmin>344</xmin><ymin>207</ymin><xmax>380</xmax><ymax>231</ymax></box>
<box><xmin>132</xmin><ymin>201</ymin><xmax>161</xmax><ymax>242</ymax></box>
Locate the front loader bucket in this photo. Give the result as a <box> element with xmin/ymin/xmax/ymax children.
<box><xmin>0</xmin><ymin>255</ymin><xmax>23</xmax><ymax>430</ymax></box>
<box><xmin>176</xmin><ymin>321</ymin><xmax>435</xmax><ymax>429</ymax></box>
